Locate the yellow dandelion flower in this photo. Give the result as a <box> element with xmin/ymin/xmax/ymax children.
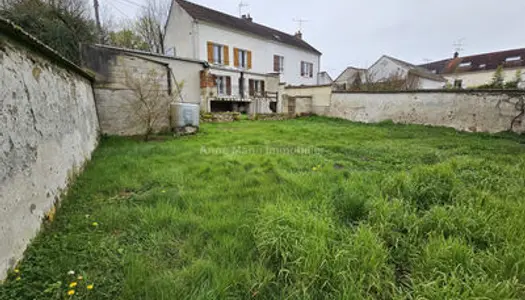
<box><xmin>312</xmin><ymin>167</ymin><xmax>317</xmax><ymax>171</ymax></box>
<box><xmin>77</xmin><ymin>275</ymin><xmax>83</xmax><ymax>280</ymax></box>
<box><xmin>92</xmin><ymin>222</ymin><xmax>99</xmax><ymax>227</ymax></box>
<box><xmin>15</xmin><ymin>277</ymin><xmax>21</xmax><ymax>281</ymax></box>
<box><xmin>67</xmin><ymin>290</ymin><xmax>75</xmax><ymax>296</ymax></box>
<box><xmin>87</xmin><ymin>284</ymin><xmax>94</xmax><ymax>290</ymax></box>
<box><xmin>14</xmin><ymin>269</ymin><xmax>20</xmax><ymax>273</ymax></box>
<box><xmin>69</xmin><ymin>282</ymin><xmax>77</xmax><ymax>288</ymax></box>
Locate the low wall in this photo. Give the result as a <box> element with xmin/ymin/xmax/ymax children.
<box><xmin>0</xmin><ymin>18</ymin><xmax>99</xmax><ymax>279</ymax></box>
<box><xmin>283</xmin><ymin>85</ymin><xmax>332</xmax><ymax>115</ymax></box>
<box><xmin>329</xmin><ymin>91</ymin><xmax>525</xmax><ymax>133</ymax></box>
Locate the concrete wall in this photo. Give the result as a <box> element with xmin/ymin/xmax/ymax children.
<box><xmin>0</xmin><ymin>20</ymin><xmax>99</xmax><ymax>279</ymax></box>
<box><xmin>283</xmin><ymin>85</ymin><xmax>332</xmax><ymax>115</ymax></box>
<box><xmin>329</xmin><ymin>91</ymin><xmax>525</xmax><ymax>133</ymax></box>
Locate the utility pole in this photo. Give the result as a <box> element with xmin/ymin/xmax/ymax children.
<box><xmin>93</xmin><ymin>0</ymin><xmax>103</xmax><ymax>44</ymax></box>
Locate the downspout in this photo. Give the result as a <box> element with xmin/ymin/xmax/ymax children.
<box><xmin>317</xmin><ymin>55</ymin><xmax>321</xmax><ymax>85</ymax></box>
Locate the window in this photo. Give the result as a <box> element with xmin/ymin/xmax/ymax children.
<box><xmin>479</xmin><ymin>64</ymin><xmax>487</xmax><ymax>68</ymax></box>
<box><xmin>459</xmin><ymin>62</ymin><xmax>472</xmax><ymax>68</ymax></box>
<box><xmin>454</xmin><ymin>79</ymin><xmax>463</xmax><ymax>89</ymax></box>
<box><xmin>249</xmin><ymin>79</ymin><xmax>265</xmax><ymax>96</ymax></box>
<box><xmin>301</xmin><ymin>61</ymin><xmax>313</xmax><ymax>78</ymax></box>
<box><xmin>234</xmin><ymin>48</ymin><xmax>251</xmax><ymax>69</ymax></box>
<box><xmin>207</xmin><ymin>42</ymin><xmax>229</xmax><ymax>65</ymax></box>
<box><xmin>216</xmin><ymin>76</ymin><xmax>232</xmax><ymax>96</ymax></box>
<box><xmin>274</xmin><ymin>55</ymin><xmax>284</xmax><ymax>72</ymax></box>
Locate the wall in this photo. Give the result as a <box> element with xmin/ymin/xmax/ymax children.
<box><xmin>197</xmin><ymin>22</ymin><xmax>320</xmax><ymax>86</ymax></box>
<box><xmin>164</xmin><ymin>0</ymin><xmax>197</xmax><ymax>59</ymax></box>
<box><xmin>419</xmin><ymin>77</ymin><xmax>446</xmax><ymax>89</ymax></box>
<box><xmin>0</xmin><ymin>19</ymin><xmax>99</xmax><ymax>280</ymax></box>
<box><xmin>328</xmin><ymin>91</ymin><xmax>525</xmax><ymax>133</ymax></box>
<box><xmin>444</xmin><ymin>67</ymin><xmax>525</xmax><ymax>88</ymax></box>
<box><xmin>283</xmin><ymin>85</ymin><xmax>332</xmax><ymax>115</ymax></box>
<box><xmin>82</xmin><ymin>45</ymin><xmax>204</xmax><ymax>135</ymax></box>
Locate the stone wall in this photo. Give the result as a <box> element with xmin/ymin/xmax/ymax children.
<box><xmin>283</xmin><ymin>84</ymin><xmax>525</xmax><ymax>133</ymax></box>
<box><xmin>0</xmin><ymin>18</ymin><xmax>99</xmax><ymax>279</ymax></box>
<box><xmin>329</xmin><ymin>91</ymin><xmax>525</xmax><ymax>133</ymax></box>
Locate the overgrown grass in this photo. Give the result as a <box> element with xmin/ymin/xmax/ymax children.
<box><xmin>2</xmin><ymin>116</ymin><xmax>525</xmax><ymax>299</ymax></box>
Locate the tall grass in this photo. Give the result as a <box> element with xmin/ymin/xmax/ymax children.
<box><xmin>2</xmin><ymin>116</ymin><xmax>525</xmax><ymax>299</ymax></box>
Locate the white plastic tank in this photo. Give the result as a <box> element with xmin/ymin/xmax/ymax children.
<box><xmin>171</xmin><ymin>102</ymin><xmax>200</xmax><ymax>128</ymax></box>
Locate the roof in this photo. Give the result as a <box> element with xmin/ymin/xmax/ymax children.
<box><xmin>420</xmin><ymin>47</ymin><xmax>525</xmax><ymax>75</ymax></box>
<box><xmin>383</xmin><ymin>55</ymin><xmax>446</xmax><ymax>82</ymax></box>
<box><xmin>334</xmin><ymin>66</ymin><xmax>366</xmax><ymax>82</ymax></box>
<box><xmin>174</xmin><ymin>0</ymin><xmax>321</xmax><ymax>55</ymax></box>
<box><xmin>89</xmin><ymin>44</ymin><xmax>208</xmax><ymax>65</ymax></box>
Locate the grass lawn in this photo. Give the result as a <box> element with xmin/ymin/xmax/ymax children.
<box><xmin>3</xmin><ymin>116</ymin><xmax>525</xmax><ymax>299</ymax></box>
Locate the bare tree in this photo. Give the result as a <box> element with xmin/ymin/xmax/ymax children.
<box><xmin>124</xmin><ymin>69</ymin><xmax>180</xmax><ymax>141</ymax></box>
<box><xmin>134</xmin><ymin>0</ymin><xmax>170</xmax><ymax>54</ymax></box>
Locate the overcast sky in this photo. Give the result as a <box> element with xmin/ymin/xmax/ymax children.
<box><xmin>107</xmin><ymin>0</ymin><xmax>525</xmax><ymax>78</ymax></box>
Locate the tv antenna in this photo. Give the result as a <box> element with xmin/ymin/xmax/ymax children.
<box><xmin>453</xmin><ymin>38</ymin><xmax>466</xmax><ymax>55</ymax></box>
<box><xmin>238</xmin><ymin>1</ymin><xmax>249</xmax><ymax>17</ymax></box>
<box><xmin>293</xmin><ymin>18</ymin><xmax>309</xmax><ymax>32</ymax></box>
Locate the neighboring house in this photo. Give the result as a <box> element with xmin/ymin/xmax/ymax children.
<box><xmin>333</xmin><ymin>66</ymin><xmax>367</xmax><ymax>90</ymax></box>
<box><xmin>367</xmin><ymin>55</ymin><xmax>446</xmax><ymax>89</ymax></box>
<box><xmin>164</xmin><ymin>0</ymin><xmax>322</xmax><ymax>88</ymax></box>
<box><xmin>420</xmin><ymin>48</ymin><xmax>525</xmax><ymax>88</ymax></box>
<box><xmin>317</xmin><ymin>71</ymin><xmax>334</xmax><ymax>85</ymax></box>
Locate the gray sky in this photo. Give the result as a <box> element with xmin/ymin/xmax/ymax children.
<box><xmin>106</xmin><ymin>0</ymin><xmax>525</xmax><ymax>78</ymax></box>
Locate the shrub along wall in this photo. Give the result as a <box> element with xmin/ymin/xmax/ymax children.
<box><xmin>0</xmin><ymin>18</ymin><xmax>99</xmax><ymax>280</ymax></box>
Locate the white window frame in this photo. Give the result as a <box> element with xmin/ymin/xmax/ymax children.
<box><xmin>213</xmin><ymin>44</ymin><xmax>224</xmax><ymax>64</ymax></box>
<box><xmin>237</xmin><ymin>49</ymin><xmax>248</xmax><ymax>69</ymax></box>
<box><xmin>301</xmin><ymin>61</ymin><xmax>313</xmax><ymax>78</ymax></box>
<box><xmin>216</xmin><ymin>76</ymin><xmax>226</xmax><ymax>95</ymax></box>
<box><xmin>275</xmin><ymin>55</ymin><xmax>284</xmax><ymax>72</ymax></box>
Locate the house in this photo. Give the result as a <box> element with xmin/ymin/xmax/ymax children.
<box><xmin>367</xmin><ymin>55</ymin><xmax>446</xmax><ymax>89</ymax></box>
<box><xmin>164</xmin><ymin>0</ymin><xmax>322</xmax><ymax>89</ymax></box>
<box><xmin>317</xmin><ymin>71</ymin><xmax>334</xmax><ymax>85</ymax></box>
<box><xmin>333</xmin><ymin>67</ymin><xmax>367</xmax><ymax>90</ymax></box>
<box><xmin>420</xmin><ymin>48</ymin><xmax>525</xmax><ymax>88</ymax></box>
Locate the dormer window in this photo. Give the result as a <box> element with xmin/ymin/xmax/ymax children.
<box><xmin>459</xmin><ymin>62</ymin><xmax>472</xmax><ymax>68</ymax></box>
<box><xmin>506</xmin><ymin>56</ymin><xmax>521</xmax><ymax>62</ymax></box>
<box><xmin>479</xmin><ymin>64</ymin><xmax>486</xmax><ymax>68</ymax></box>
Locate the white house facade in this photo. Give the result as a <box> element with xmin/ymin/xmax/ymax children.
<box><xmin>421</xmin><ymin>49</ymin><xmax>525</xmax><ymax>89</ymax></box>
<box><xmin>164</xmin><ymin>0</ymin><xmax>322</xmax><ymax>86</ymax></box>
<box><xmin>367</xmin><ymin>55</ymin><xmax>446</xmax><ymax>89</ymax></box>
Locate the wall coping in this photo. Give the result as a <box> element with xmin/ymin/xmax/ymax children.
<box><xmin>0</xmin><ymin>17</ymin><xmax>95</xmax><ymax>81</ymax></box>
<box><xmin>285</xmin><ymin>84</ymin><xmax>333</xmax><ymax>89</ymax></box>
<box><xmin>332</xmin><ymin>89</ymin><xmax>525</xmax><ymax>95</ymax></box>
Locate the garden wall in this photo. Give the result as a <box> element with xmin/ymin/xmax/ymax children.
<box><xmin>330</xmin><ymin>91</ymin><xmax>525</xmax><ymax>133</ymax></box>
<box><xmin>283</xmin><ymin>85</ymin><xmax>525</xmax><ymax>133</ymax></box>
<box><xmin>0</xmin><ymin>18</ymin><xmax>99</xmax><ymax>279</ymax></box>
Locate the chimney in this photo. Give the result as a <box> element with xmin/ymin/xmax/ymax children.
<box><xmin>242</xmin><ymin>14</ymin><xmax>253</xmax><ymax>22</ymax></box>
<box><xmin>294</xmin><ymin>31</ymin><xmax>302</xmax><ymax>40</ymax></box>
<box><xmin>453</xmin><ymin>51</ymin><xmax>459</xmax><ymax>58</ymax></box>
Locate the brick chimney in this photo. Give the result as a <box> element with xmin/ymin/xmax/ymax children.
<box><xmin>453</xmin><ymin>51</ymin><xmax>459</xmax><ymax>58</ymax></box>
<box><xmin>294</xmin><ymin>31</ymin><xmax>302</xmax><ymax>40</ymax></box>
<box><xmin>242</xmin><ymin>14</ymin><xmax>253</xmax><ymax>22</ymax></box>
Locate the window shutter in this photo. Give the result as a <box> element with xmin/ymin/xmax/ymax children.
<box><xmin>226</xmin><ymin>76</ymin><xmax>232</xmax><ymax>95</ymax></box>
<box><xmin>233</xmin><ymin>48</ymin><xmax>239</xmax><ymax>67</ymax></box>
<box><xmin>207</xmin><ymin>42</ymin><xmax>214</xmax><ymax>63</ymax></box>
<box><xmin>309</xmin><ymin>63</ymin><xmax>313</xmax><ymax>78</ymax></box>
<box><xmin>273</xmin><ymin>55</ymin><xmax>279</xmax><ymax>72</ymax></box>
<box><xmin>249</xmin><ymin>79</ymin><xmax>255</xmax><ymax>96</ymax></box>
<box><xmin>247</xmin><ymin>51</ymin><xmax>252</xmax><ymax>69</ymax></box>
<box><xmin>223</xmin><ymin>46</ymin><xmax>230</xmax><ymax>65</ymax></box>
